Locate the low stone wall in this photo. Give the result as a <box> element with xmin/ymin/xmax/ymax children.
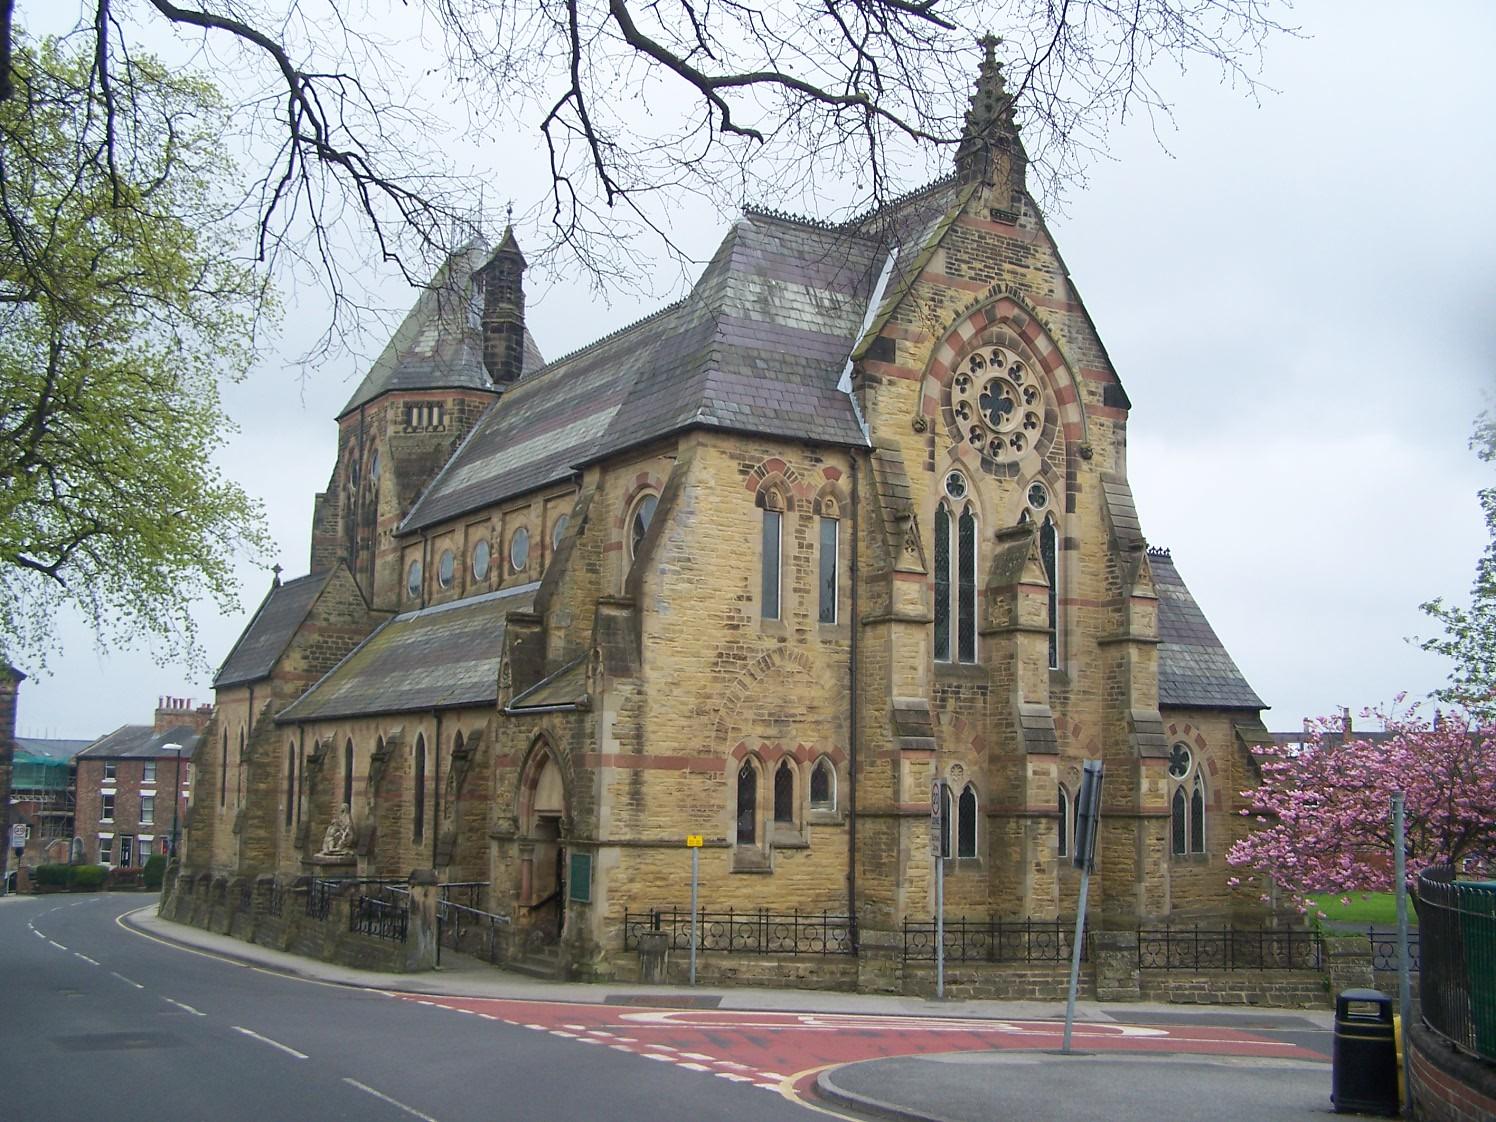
<box><xmin>1138</xmin><ymin>971</ymin><xmax>1328</xmax><ymax>1008</ymax></box>
<box><xmin>1409</xmin><ymin>1023</ymin><xmax>1496</xmax><ymax>1122</ymax></box>
<box><xmin>905</xmin><ymin>963</ymin><xmax>1080</xmax><ymax>1001</ymax></box>
<box><xmin>162</xmin><ymin>869</ymin><xmax>416</xmax><ymax>974</ymax></box>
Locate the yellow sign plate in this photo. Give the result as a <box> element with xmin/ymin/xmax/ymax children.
<box><xmin>685</xmin><ymin>834</ymin><xmax>704</xmax><ymax>848</ymax></box>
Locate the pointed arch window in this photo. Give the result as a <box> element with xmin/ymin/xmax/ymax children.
<box><xmin>285</xmin><ymin>741</ymin><xmax>296</xmax><ymax>828</ymax></box>
<box><xmin>810</xmin><ymin>758</ymin><xmax>835</xmax><ymax>811</ymax></box>
<box><xmin>1168</xmin><ymin>742</ymin><xmax>1207</xmax><ymax>856</ymax></box>
<box><xmin>939</xmin><ymin>783</ymin><xmax>954</xmax><ymax>859</ymax></box>
<box><xmin>773</xmin><ymin>759</ymin><xmax>794</xmax><ymax>823</ymax></box>
<box><xmin>1170</xmin><ymin>787</ymin><xmax>1188</xmax><ymax>856</ymax></box>
<box><xmin>957</xmin><ymin>785</ymin><xmax>978</xmax><ymax>858</ymax></box>
<box><xmin>343</xmin><ymin>739</ymin><xmax>355</xmax><ymax>810</ymax></box>
<box><xmin>760</xmin><ymin>494</ymin><xmax>783</xmax><ymax>621</ymax></box>
<box><xmin>413</xmin><ymin>735</ymin><xmax>427</xmax><ymax>843</ymax></box>
<box><xmin>1039</xmin><ymin>515</ymin><xmax>1059</xmax><ymax>668</ymax></box>
<box><xmin>1190</xmin><ymin>776</ymin><xmax>1206</xmax><ymax>855</ymax></box>
<box><xmin>736</xmin><ymin>761</ymin><xmax>758</xmax><ymax>845</ymax></box>
<box><xmin>1057</xmin><ymin>785</ymin><xmax>1070</xmax><ymax>858</ymax></box>
<box><xmin>236</xmin><ymin>728</ymin><xmax>245</xmax><ymax>803</ymax></box>
<box><xmin>934</xmin><ymin>483</ymin><xmax>978</xmax><ymax>665</ymax></box>
<box><xmin>219</xmin><ymin>730</ymin><xmax>228</xmax><ymax>808</ymax></box>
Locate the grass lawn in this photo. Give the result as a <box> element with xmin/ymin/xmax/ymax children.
<box><xmin>1305</xmin><ymin>892</ymin><xmax>1414</xmax><ymax>928</ymax></box>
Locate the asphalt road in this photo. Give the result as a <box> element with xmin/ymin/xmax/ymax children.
<box><xmin>0</xmin><ymin>894</ymin><xmax>826</xmax><ymax>1122</ymax></box>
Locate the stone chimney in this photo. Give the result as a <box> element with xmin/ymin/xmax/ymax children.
<box><xmin>954</xmin><ymin>34</ymin><xmax>1028</xmax><ymax>220</ymax></box>
<box><xmin>477</xmin><ymin>227</ymin><xmax>527</xmax><ymax>389</ymax></box>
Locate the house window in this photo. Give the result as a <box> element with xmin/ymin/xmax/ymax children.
<box><xmin>104</xmin><ymin>761</ymin><xmax>116</xmax><ymax>781</ymax></box>
<box><xmin>413</xmin><ymin>735</ymin><xmax>427</xmax><ymax>843</ymax></box>
<box><xmin>736</xmin><ymin>762</ymin><xmax>758</xmax><ymax>845</ymax></box>
<box><xmin>818</xmin><ymin>516</ymin><xmax>838</xmax><ymax>624</ymax></box>
<box><xmin>142</xmin><ymin>762</ymin><xmax>156</xmax><ymax>784</ymax></box>
<box><xmin>773</xmin><ymin>760</ymin><xmax>794</xmax><ymax>823</ymax></box>
<box><xmin>99</xmin><ymin>836</ymin><xmax>113</xmax><ymax>865</ymax></box>
<box><xmin>101</xmin><ymin>793</ymin><xmax>115</xmax><ymax>822</ymax></box>
<box><xmin>761</xmin><ymin>508</ymin><xmax>782</xmax><ymax>620</ymax></box>
<box><xmin>285</xmin><ymin>742</ymin><xmax>297</xmax><ymax>828</ymax></box>
<box><xmin>343</xmin><ymin>740</ymin><xmax>355</xmax><ymax>810</ymax></box>
<box><xmin>629</xmin><ymin>494</ymin><xmax>657</xmax><ymax>560</ymax></box>
<box><xmin>810</xmin><ymin>758</ymin><xmax>835</xmax><ymax>811</ymax></box>
<box><xmin>1057</xmin><ymin>786</ymin><xmax>1070</xmax><ymax>858</ymax></box>
<box><xmin>934</xmin><ymin>488</ymin><xmax>979</xmax><ymax>663</ymax></box>
<box><xmin>957</xmin><ymin>785</ymin><xmax>978</xmax><ymax>858</ymax></box>
<box><xmin>140</xmin><ymin>796</ymin><xmax>155</xmax><ymax>827</ymax></box>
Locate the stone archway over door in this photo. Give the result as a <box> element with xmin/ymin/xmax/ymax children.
<box><xmin>519</xmin><ymin>750</ymin><xmax>568</xmax><ymax>946</ymax></box>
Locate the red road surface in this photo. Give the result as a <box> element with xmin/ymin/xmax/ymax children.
<box><xmin>391</xmin><ymin>994</ymin><xmax>1328</xmax><ymax>1099</ymax></box>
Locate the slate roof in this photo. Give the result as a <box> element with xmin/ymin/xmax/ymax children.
<box><xmin>401</xmin><ymin>212</ymin><xmax>901</xmax><ymax>531</ymax></box>
<box><xmin>507</xmin><ymin>656</ymin><xmax>588</xmax><ymax>711</ymax></box>
<box><xmin>339</xmin><ymin>242</ymin><xmax>544</xmax><ymax>419</ymax></box>
<box><xmin>1152</xmin><ymin>549</ymin><xmax>1265</xmax><ymax>711</ymax></box>
<box><xmin>214</xmin><ymin>571</ymin><xmax>334</xmax><ymax>689</ymax></box>
<box><xmin>78</xmin><ymin>725</ymin><xmax>202</xmax><ymax>760</ymax></box>
<box><xmin>276</xmin><ymin>582</ymin><xmax>540</xmax><ymax>723</ymax></box>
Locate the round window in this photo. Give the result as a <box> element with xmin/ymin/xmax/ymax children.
<box><xmin>437</xmin><ymin>549</ymin><xmax>455</xmax><ymax>589</ymax></box>
<box><xmin>472</xmin><ymin>539</ymin><xmax>491</xmax><ymax>582</ymax></box>
<box><xmin>944</xmin><ymin>472</ymin><xmax>967</xmax><ymax>500</ymax></box>
<box><xmin>1027</xmin><ymin>482</ymin><xmax>1048</xmax><ymax>511</ymax></box>
<box><xmin>406</xmin><ymin>559</ymin><xmax>422</xmax><ymax>599</ymax></box>
<box><xmin>949</xmin><ymin>346</ymin><xmax>1045</xmax><ymax>466</ymax></box>
<box><xmin>510</xmin><ymin>527</ymin><xmax>530</xmax><ymax>572</ymax></box>
<box><xmin>630</xmin><ymin>494</ymin><xmax>658</xmax><ymax>558</ymax></box>
<box><xmin>551</xmin><ymin>514</ymin><xmax>569</xmax><ymax>552</ymax></box>
<box><xmin>1168</xmin><ymin>743</ymin><xmax>1193</xmax><ymax>779</ymax></box>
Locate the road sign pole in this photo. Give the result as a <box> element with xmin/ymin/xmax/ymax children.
<box><xmin>1394</xmin><ymin>792</ymin><xmax>1413</xmax><ymax>1115</ymax></box>
<box><xmin>1061</xmin><ymin>863</ymin><xmax>1091</xmax><ymax>1053</ymax></box>
<box><xmin>1062</xmin><ymin>759</ymin><xmax>1104</xmax><ymax>1054</ymax></box>
<box><xmin>936</xmin><ymin>848</ymin><xmax>945</xmax><ymax>1000</ymax></box>
<box><xmin>690</xmin><ymin>845</ymin><xmax>699</xmax><ymax>987</ymax></box>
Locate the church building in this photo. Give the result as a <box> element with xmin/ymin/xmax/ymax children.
<box><xmin>179</xmin><ymin>43</ymin><xmax>1271</xmax><ymax>985</ymax></box>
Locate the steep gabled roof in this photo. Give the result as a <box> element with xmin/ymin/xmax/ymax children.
<box><xmin>1152</xmin><ymin>548</ymin><xmax>1265</xmax><ymax>711</ymax></box>
<box><xmin>276</xmin><ymin>582</ymin><xmax>540</xmax><ymax>723</ymax></box>
<box><xmin>14</xmin><ymin>737</ymin><xmax>93</xmax><ymax>764</ymax></box>
<box><xmin>78</xmin><ymin>725</ymin><xmax>202</xmax><ymax>760</ymax></box>
<box><xmin>338</xmin><ymin>242</ymin><xmax>544</xmax><ymax>419</ymax></box>
<box><xmin>214</xmin><ymin>570</ymin><xmax>334</xmax><ymax>689</ymax></box>
<box><xmin>400</xmin><ymin>214</ymin><xmax>882</xmax><ymax>531</ymax></box>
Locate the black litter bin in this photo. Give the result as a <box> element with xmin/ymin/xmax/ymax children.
<box><xmin>1331</xmin><ymin>988</ymin><xmax>1399</xmax><ymax>1116</ymax></box>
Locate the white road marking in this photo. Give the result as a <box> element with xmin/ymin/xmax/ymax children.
<box><xmin>610</xmin><ymin>1045</ymin><xmax>634</xmax><ymax>1052</ymax></box>
<box><xmin>33</xmin><ymin>929</ymin><xmax>45</xmax><ymax>939</ymax></box>
<box><xmin>524</xmin><ymin>1023</ymin><xmax>545</xmax><ymax>1030</ymax></box>
<box><xmin>73</xmin><ymin>953</ymin><xmax>100</xmax><ymax>966</ymax></box>
<box><xmin>549</xmin><ymin>1030</ymin><xmax>578</xmax><ymax>1038</ymax></box>
<box><xmin>563</xmin><ymin>1023</ymin><xmax>587</xmax><ymax>1030</ymax></box>
<box><xmin>760</xmin><ymin>1072</ymin><xmax>787</xmax><ymax>1080</ymax></box>
<box><xmin>715</xmin><ymin>1072</ymin><xmax>754</xmax><ymax>1082</ymax></box>
<box><xmin>641</xmin><ymin>1053</ymin><xmax>675</xmax><ymax>1063</ymax></box>
<box><xmin>232</xmin><ymin>1026</ymin><xmax>308</xmax><ymax>1060</ymax></box>
<box><xmin>678</xmin><ymin>1051</ymin><xmax>714</xmax><ymax>1061</ymax></box>
<box><xmin>342</xmin><ymin>1078</ymin><xmax>441</xmax><ymax>1122</ymax></box>
<box><xmin>675</xmin><ymin>1062</ymin><xmax>712</xmax><ymax>1072</ymax></box>
<box><xmin>163</xmin><ymin>997</ymin><xmax>205</xmax><ymax>1016</ymax></box>
<box><xmin>643</xmin><ymin>1043</ymin><xmax>676</xmax><ymax>1052</ymax></box>
<box><xmin>110</xmin><ymin>972</ymin><xmax>144</xmax><ymax>989</ymax></box>
<box><xmin>47</xmin><ymin>940</ymin><xmax>67</xmax><ymax>950</ymax></box>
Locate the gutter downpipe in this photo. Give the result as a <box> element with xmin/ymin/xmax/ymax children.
<box><xmin>848</xmin><ymin>449</ymin><xmax>861</xmax><ymax>950</ymax></box>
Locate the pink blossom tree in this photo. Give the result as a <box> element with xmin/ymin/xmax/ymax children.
<box><xmin>1227</xmin><ymin>704</ymin><xmax>1496</xmax><ymax>910</ymax></box>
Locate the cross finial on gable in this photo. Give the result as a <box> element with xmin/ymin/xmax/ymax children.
<box><xmin>271</xmin><ymin>563</ymin><xmax>283</xmax><ymax>587</ymax></box>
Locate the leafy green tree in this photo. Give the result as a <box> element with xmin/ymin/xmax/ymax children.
<box><xmin>0</xmin><ymin>35</ymin><xmax>269</xmax><ymax>671</ymax></box>
<box><xmin>1420</xmin><ymin>413</ymin><xmax>1496</xmax><ymax>720</ymax></box>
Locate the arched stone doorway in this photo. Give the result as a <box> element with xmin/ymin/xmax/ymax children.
<box><xmin>517</xmin><ymin>745</ymin><xmax>568</xmax><ymax>947</ymax></box>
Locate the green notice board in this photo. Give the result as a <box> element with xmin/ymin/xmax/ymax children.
<box><xmin>568</xmin><ymin>852</ymin><xmax>592</xmax><ymax>904</ymax></box>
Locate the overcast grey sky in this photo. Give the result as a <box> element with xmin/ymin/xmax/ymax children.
<box><xmin>13</xmin><ymin>1</ymin><xmax>1493</xmax><ymax>739</ymax></box>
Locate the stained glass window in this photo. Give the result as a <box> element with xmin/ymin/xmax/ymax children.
<box><xmin>1171</xmin><ymin>786</ymin><xmax>1188</xmax><ymax>856</ymax></box>
<box><xmin>810</xmin><ymin>759</ymin><xmax>834</xmax><ymax>809</ymax></box>
<box><xmin>958</xmin><ymin>785</ymin><xmax>978</xmax><ymax>857</ymax></box>
<box><xmin>1057</xmin><ymin>786</ymin><xmax>1070</xmax><ymax>857</ymax></box>
<box><xmin>934</xmin><ymin>506</ymin><xmax>951</xmax><ymax>660</ymax></box>
<box><xmin>761</xmin><ymin>509</ymin><xmax>782</xmax><ymax>620</ymax></box>
<box><xmin>737</xmin><ymin>763</ymin><xmax>757</xmax><ymax>845</ymax></box>
<box><xmin>958</xmin><ymin>508</ymin><xmax>977</xmax><ymax>663</ymax></box>
<box><xmin>1040</xmin><ymin>516</ymin><xmax>1058</xmax><ymax>668</ymax></box>
<box><xmin>1190</xmin><ymin>777</ymin><xmax>1205</xmax><ymax>854</ymax></box>
<box><xmin>413</xmin><ymin>736</ymin><xmax>427</xmax><ymax>843</ymax></box>
<box><xmin>819</xmin><ymin>517</ymin><xmax>838</xmax><ymax>624</ymax></box>
<box><xmin>774</xmin><ymin>760</ymin><xmax>794</xmax><ymax>822</ymax></box>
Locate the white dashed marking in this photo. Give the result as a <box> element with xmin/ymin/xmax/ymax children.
<box><xmin>343</xmin><ymin>1078</ymin><xmax>440</xmax><ymax>1122</ymax></box>
<box><xmin>232</xmin><ymin>1026</ymin><xmax>307</xmax><ymax>1060</ymax></box>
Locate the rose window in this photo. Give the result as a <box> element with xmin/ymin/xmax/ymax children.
<box><xmin>950</xmin><ymin>347</ymin><xmax>1043</xmax><ymax>464</ymax></box>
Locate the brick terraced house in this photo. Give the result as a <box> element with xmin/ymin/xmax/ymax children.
<box><xmin>174</xmin><ymin>47</ymin><xmax>1274</xmax><ymax>989</ymax></box>
<box><xmin>77</xmin><ymin>697</ymin><xmax>207</xmax><ymax>868</ymax></box>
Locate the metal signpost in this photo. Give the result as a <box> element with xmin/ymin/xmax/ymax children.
<box><xmin>931</xmin><ymin>778</ymin><xmax>945</xmax><ymax>1000</ymax></box>
<box><xmin>1062</xmin><ymin>759</ymin><xmax>1104</xmax><ymax>1054</ymax></box>
<box><xmin>685</xmin><ymin>834</ymin><xmax>703</xmax><ymax>985</ymax></box>
<box><xmin>1393</xmin><ymin>793</ymin><xmax>1414</xmax><ymax>1114</ymax></box>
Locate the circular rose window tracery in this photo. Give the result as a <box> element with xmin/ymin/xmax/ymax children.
<box><xmin>949</xmin><ymin>345</ymin><xmax>1046</xmax><ymax>466</ymax></box>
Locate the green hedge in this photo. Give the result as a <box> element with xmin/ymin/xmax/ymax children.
<box><xmin>72</xmin><ymin>865</ymin><xmax>106</xmax><ymax>890</ymax></box>
<box><xmin>142</xmin><ymin>854</ymin><xmax>166</xmax><ymax>890</ymax></box>
<box><xmin>31</xmin><ymin>864</ymin><xmax>108</xmax><ymax>890</ymax></box>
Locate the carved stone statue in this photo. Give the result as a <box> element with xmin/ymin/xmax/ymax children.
<box><xmin>319</xmin><ymin>804</ymin><xmax>355</xmax><ymax>856</ymax></box>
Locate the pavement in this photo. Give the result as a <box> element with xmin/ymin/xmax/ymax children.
<box><xmin>98</xmin><ymin>897</ymin><xmax>1380</xmax><ymax>1121</ymax></box>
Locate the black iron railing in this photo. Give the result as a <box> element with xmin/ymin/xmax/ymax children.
<box><xmin>903</xmin><ymin>916</ymin><xmax>1080</xmax><ymax>963</ymax></box>
<box><xmin>1416</xmin><ymin>867</ymin><xmax>1496</xmax><ymax>1061</ymax></box>
<box><xmin>306</xmin><ymin>878</ymin><xmax>336</xmax><ymax>920</ymax></box>
<box><xmin>438</xmin><ymin>899</ymin><xmax>510</xmax><ymax>962</ymax></box>
<box><xmin>1367</xmin><ymin>926</ymin><xmax>1419</xmax><ymax>972</ymax></box>
<box><xmin>266</xmin><ymin>881</ymin><xmax>285</xmax><ymax>918</ymax></box>
<box><xmin>1137</xmin><ymin>926</ymin><xmax>1322</xmax><ymax>971</ymax></box>
<box><xmin>623</xmin><ymin>908</ymin><xmax>854</xmax><ymax>955</ymax></box>
<box><xmin>440</xmin><ymin>882</ymin><xmax>488</xmax><ymax>910</ymax></box>
<box><xmin>350</xmin><ymin>893</ymin><xmax>408</xmax><ymax>942</ymax></box>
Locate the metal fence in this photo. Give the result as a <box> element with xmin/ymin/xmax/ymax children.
<box><xmin>438</xmin><ymin>899</ymin><xmax>510</xmax><ymax>963</ymax></box>
<box><xmin>1416</xmin><ymin>867</ymin><xmax>1496</xmax><ymax>1061</ymax></box>
<box><xmin>306</xmin><ymin>878</ymin><xmax>335</xmax><ymax>920</ymax></box>
<box><xmin>903</xmin><ymin>916</ymin><xmax>1079</xmax><ymax>963</ymax></box>
<box><xmin>1137</xmin><ymin>926</ymin><xmax>1322</xmax><ymax>971</ymax></box>
<box><xmin>623</xmin><ymin>908</ymin><xmax>854</xmax><ymax>956</ymax></box>
<box><xmin>1367</xmin><ymin>926</ymin><xmax>1420</xmax><ymax>973</ymax></box>
<box><xmin>350</xmin><ymin>892</ymin><xmax>408</xmax><ymax>942</ymax></box>
<box><xmin>440</xmin><ymin>882</ymin><xmax>488</xmax><ymax>910</ymax></box>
